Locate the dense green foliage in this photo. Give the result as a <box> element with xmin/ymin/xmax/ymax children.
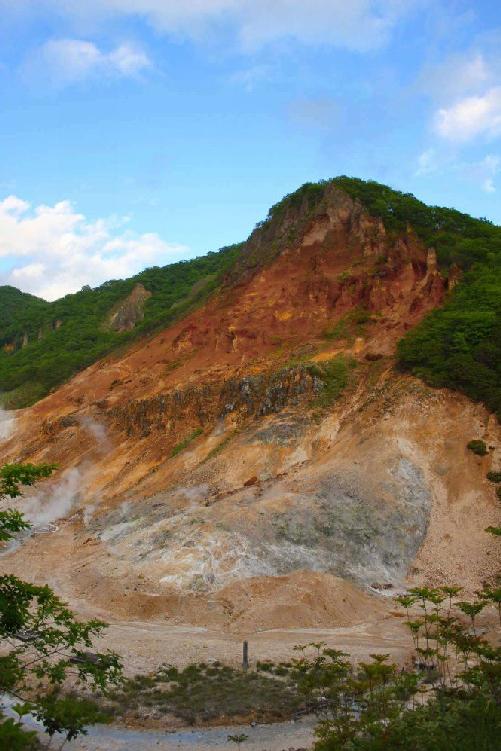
<box><xmin>316</xmin><ymin>691</ymin><xmax>501</xmax><ymax>751</ymax></box>
<box><xmin>0</xmin><ymin>463</ymin><xmax>122</xmax><ymax>748</ymax></box>
<box><xmin>0</xmin><ymin>244</ymin><xmax>241</xmax><ymax>407</ymax></box>
<box><xmin>398</xmin><ymin>261</ymin><xmax>501</xmax><ymax>418</ymax></box>
<box><xmin>265</xmin><ymin>180</ymin><xmax>328</xmax><ymax>223</ymax></box>
<box><xmin>0</xmin><ymin>287</ymin><xmax>49</xmax><ymax>339</ymax></box>
<box><xmin>331</xmin><ymin>176</ymin><xmax>499</xmax><ymax>269</ymax></box>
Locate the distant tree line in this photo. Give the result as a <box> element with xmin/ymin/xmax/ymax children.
<box><xmin>0</xmin><ymin>244</ymin><xmax>241</xmax><ymax>407</ymax></box>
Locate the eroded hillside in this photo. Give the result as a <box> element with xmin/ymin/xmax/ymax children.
<box><xmin>0</xmin><ymin>184</ymin><xmax>499</xmax><ymax>638</ymax></box>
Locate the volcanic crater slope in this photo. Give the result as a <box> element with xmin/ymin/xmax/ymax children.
<box><xmin>0</xmin><ymin>180</ymin><xmax>499</xmax><ymax>635</ymax></box>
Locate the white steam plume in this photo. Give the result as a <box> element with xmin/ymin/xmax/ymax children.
<box><xmin>22</xmin><ymin>467</ymin><xmax>83</xmax><ymax>529</ymax></box>
<box><xmin>78</xmin><ymin>415</ymin><xmax>110</xmax><ymax>450</ymax></box>
<box><xmin>0</xmin><ymin>408</ymin><xmax>15</xmax><ymax>442</ymax></box>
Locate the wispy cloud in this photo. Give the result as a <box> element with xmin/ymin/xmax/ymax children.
<box><xmin>434</xmin><ymin>87</ymin><xmax>501</xmax><ymax>142</ymax></box>
<box><xmin>420</xmin><ymin>48</ymin><xmax>501</xmax><ymax>144</ymax></box>
<box><xmin>11</xmin><ymin>1</ymin><xmax>419</xmax><ymax>53</ymax></box>
<box><xmin>24</xmin><ymin>39</ymin><xmax>151</xmax><ymax>87</ymax></box>
<box><xmin>0</xmin><ymin>196</ymin><xmax>187</xmax><ymax>300</ymax></box>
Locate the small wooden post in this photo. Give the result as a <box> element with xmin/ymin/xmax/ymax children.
<box><xmin>242</xmin><ymin>640</ymin><xmax>249</xmax><ymax>671</ymax></box>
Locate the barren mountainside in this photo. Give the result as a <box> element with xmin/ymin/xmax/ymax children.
<box><xmin>0</xmin><ymin>178</ymin><xmax>500</xmax><ymax>639</ymax></box>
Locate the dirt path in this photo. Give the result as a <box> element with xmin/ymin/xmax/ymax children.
<box><xmin>2</xmin><ymin>694</ymin><xmax>314</xmax><ymax>751</ymax></box>
<box><xmin>94</xmin><ymin>615</ymin><xmax>411</xmax><ymax>675</ymax></box>
<box><xmin>72</xmin><ymin>719</ymin><xmax>315</xmax><ymax>751</ymax></box>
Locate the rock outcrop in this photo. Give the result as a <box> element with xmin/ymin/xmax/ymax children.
<box><xmin>106</xmin><ymin>283</ymin><xmax>152</xmax><ymax>332</ymax></box>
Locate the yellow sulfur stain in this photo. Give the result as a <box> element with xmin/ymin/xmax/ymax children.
<box><xmin>275</xmin><ymin>310</ymin><xmax>294</xmax><ymax>321</ymax></box>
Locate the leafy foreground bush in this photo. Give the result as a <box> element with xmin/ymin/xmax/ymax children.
<box><xmin>291</xmin><ymin>572</ymin><xmax>500</xmax><ymax>751</ymax></box>
<box><xmin>0</xmin><ymin>463</ymin><xmax>122</xmax><ymax>749</ymax></box>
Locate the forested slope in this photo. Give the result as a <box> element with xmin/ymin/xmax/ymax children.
<box><xmin>0</xmin><ymin>244</ymin><xmax>241</xmax><ymax>407</ymax></box>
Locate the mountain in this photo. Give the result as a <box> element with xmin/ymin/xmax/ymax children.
<box><xmin>0</xmin><ymin>178</ymin><xmax>499</xmax><ymax>641</ymax></box>
<box><xmin>1</xmin><ymin>177</ymin><xmax>500</xmax><ymax>417</ymax></box>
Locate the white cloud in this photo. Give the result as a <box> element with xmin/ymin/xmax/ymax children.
<box><xmin>13</xmin><ymin>0</ymin><xmax>417</xmax><ymax>52</ymax></box>
<box><xmin>108</xmin><ymin>43</ymin><xmax>151</xmax><ymax>75</ymax></box>
<box><xmin>27</xmin><ymin>38</ymin><xmax>151</xmax><ymax>86</ymax></box>
<box><xmin>0</xmin><ymin>196</ymin><xmax>188</xmax><ymax>300</ymax></box>
<box><xmin>243</xmin><ymin>0</ymin><xmax>416</xmax><ymax>52</ymax></box>
<box><xmin>434</xmin><ymin>86</ymin><xmax>501</xmax><ymax>142</ymax></box>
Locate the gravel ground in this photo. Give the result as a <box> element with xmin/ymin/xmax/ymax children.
<box><xmin>73</xmin><ymin>719</ymin><xmax>315</xmax><ymax>751</ymax></box>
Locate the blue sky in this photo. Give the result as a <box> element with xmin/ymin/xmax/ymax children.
<box><xmin>0</xmin><ymin>0</ymin><xmax>500</xmax><ymax>299</ymax></box>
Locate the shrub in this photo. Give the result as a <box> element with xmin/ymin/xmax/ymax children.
<box><xmin>112</xmin><ymin>662</ymin><xmax>302</xmax><ymax>724</ymax></box>
<box><xmin>301</xmin><ymin>578</ymin><xmax>501</xmax><ymax>751</ymax></box>
<box><xmin>322</xmin><ymin>307</ymin><xmax>371</xmax><ymax>342</ymax></box>
<box><xmin>0</xmin><ymin>464</ymin><xmax>122</xmax><ymax>748</ymax></box>
<box><xmin>309</xmin><ymin>355</ymin><xmax>356</xmax><ymax>407</ymax></box>
<box><xmin>0</xmin><ymin>718</ymin><xmax>38</xmax><ymax>750</ymax></box>
<box><xmin>487</xmin><ymin>470</ymin><xmax>501</xmax><ymax>482</ymax></box>
<box><xmin>467</xmin><ymin>440</ymin><xmax>488</xmax><ymax>456</ymax></box>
